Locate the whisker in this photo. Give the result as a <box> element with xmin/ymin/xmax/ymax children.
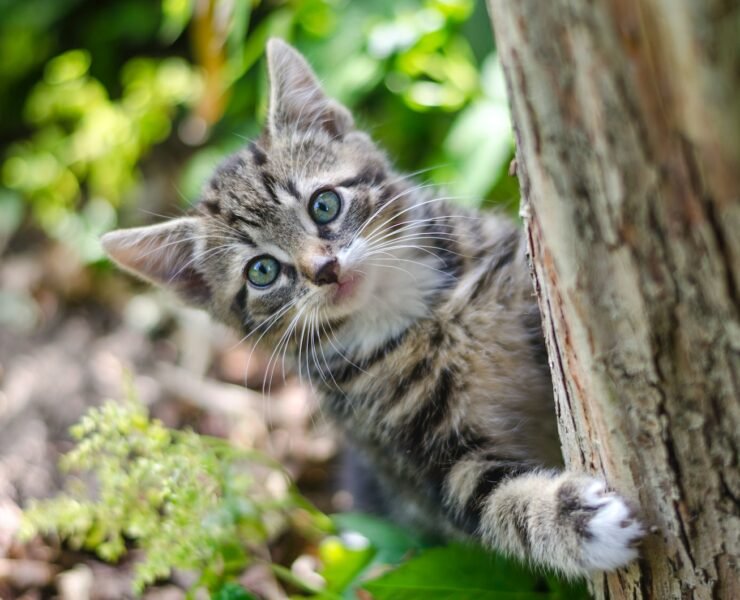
<box><xmin>366</xmin><ymin>253</ymin><xmax>458</xmax><ymax>281</ymax></box>
<box><xmin>137</xmin><ymin>207</ymin><xmax>189</xmax><ymax>221</ymax></box>
<box><xmin>297</xmin><ymin>306</ymin><xmax>312</xmax><ymax>390</ymax></box>
<box><xmin>167</xmin><ymin>242</ymin><xmax>238</xmax><ymax>285</ymax></box>
<box><xmin>365</xmin><ymin>260</ymin><xmax>420</xmax><ymax>282</ymax></box>
<box><xmin>349</xmin><ymin>182</ymin><xmax>443</xmax><ymax>245</ymax></box>
<box><xmin>262</xmin><ymin>305</ymin><xmax>303</xmax><ymax>396</ymax></box>
<box><xmin>365</xmin><ymin>232</ymin><xmax>461</xmax><ymax>254</ymax></box>
<box><xmin>308</xmin><ymin>308</ymin><xmax>329</xmax><ymax>391</ymax></box>
<box><xmin>315</xmin><ymin>311</ymin><xmax>342</xmax><ymax>392</ymax></box>
<box><xmin>359</xmin><ymin>194</ymin><xmax>473</xmax><ymax>248</ymax></box>
<box><xmin>361</xmin><ymin>214</ymin><xmax>478</xmax><ymax>247</ymax></box>
<box><xmin>125</xmin><ymin>233</ymin><xmax>230</xmax><ymax>264</ymax></box>
<box><xmin>366</xmin><ymin>238</ymin><xmax>469</xmax><ymax>260</ymax></box>
<box><xmin>385</xmin><ymin>164</ymin><xmax>450</xmax><ymax>185</ymax></box>
<box><xmin>322</xmin><ymin>317</ymin><xmax>368</xmax><ymax>379</ymax></box>
<box><xmin>238</xmin><ymin>296</ymin><xmax>298</xmax><ymax>349</ymax></box>
<box><xmin>320</xmin><ymin>312</ymin><xmax>362</xmax><ymax>418</ymax></box>
<box><xmin>242</xmin><ymin>300</ymin><xmax>301</xmax><ymax>399</ymax></box>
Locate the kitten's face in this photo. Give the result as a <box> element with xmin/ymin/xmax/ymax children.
<box><xmin>198</xmin><ymin>121</ymin><xmax>391</xmax><ymax>330</ymax></box>
<box><xmin>103</xmin><ymin>39</ymin><xmax>443</xmax><ymax>356</ymax></box>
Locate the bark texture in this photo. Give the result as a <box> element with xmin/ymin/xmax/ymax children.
<box><xmin>486</xmin><ymin>1</ymin><xmax>740</xmax><ymax>598</ymax></box>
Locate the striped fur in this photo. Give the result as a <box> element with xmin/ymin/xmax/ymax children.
<box><xmin>102</xmin><ymin>39</ymin><xmax>644</xmax><ymax>576</ymax></box>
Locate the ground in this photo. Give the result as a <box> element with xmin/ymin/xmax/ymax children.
<box><xmin>0</xmin><ymin>235</ymin><xmax>343</xmax><ymax>599</ymax></box>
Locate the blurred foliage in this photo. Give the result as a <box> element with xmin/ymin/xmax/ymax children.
<box><xmin>21</xmin><ymin>393</ymin><xmax>329</xmax><ymax>595</ymax></box>
<box><xmin>23</xmin><ymin>396</ymin><xmax>588</xmax><ymax>598</ymax></box>
<box><xmin>0</xmin><ymin>0</ymin><xmax>517</xmax><ymax>262</ymax></box>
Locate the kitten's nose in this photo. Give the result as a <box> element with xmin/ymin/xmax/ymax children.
<box><xmin>313</xmin><ymin>257</ymin><xmax>340</xmax><ymax>286</ymax></box>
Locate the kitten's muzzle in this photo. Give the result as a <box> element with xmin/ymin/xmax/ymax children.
<box><xmin>312</xmin><ymin>257</ymin><xmax>340</xmax><ymax>286</ymax></box>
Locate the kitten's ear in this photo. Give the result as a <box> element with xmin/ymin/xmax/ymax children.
<box><xmin>101</xmin><ymin>217</ymin><xmax>211</xmax><ymax>307</ymax></box>
<box><xmin>266</xmin><ymin>38</ymin><xmax>353</xmax><ymax>138</ymax></box>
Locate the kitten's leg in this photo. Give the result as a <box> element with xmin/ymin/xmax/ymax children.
<box><xmin>452</xmin><ymin>468</ymin><xmax>645</xmax><ymax>575</ymax></box>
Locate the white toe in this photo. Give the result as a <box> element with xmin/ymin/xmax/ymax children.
<box><xmin>581</xmin><ymin>491</ymin><xmax>644</xmax><ymax>571</ymax></box>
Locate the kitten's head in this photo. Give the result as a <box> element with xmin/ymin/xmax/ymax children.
<box><xmin>103</xmin><ymin>39</ymin><xmax>445</xmax><ymax>352</ymax></box>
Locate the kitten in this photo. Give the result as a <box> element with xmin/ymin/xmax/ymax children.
<box><xmin>102</xmin><ymin>39</ymin><xmax>644</xmax><ymax>576</ymax></box>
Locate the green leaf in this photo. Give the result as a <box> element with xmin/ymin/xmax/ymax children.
<box><xmin>160</xmin><ymin>0</ymin><xmax>194</xmax><ymax>43</ymax></box>
<box><xmin>362</xmin><ymin>543</ymin><xmax>556</xmax><ymax>600</ymax></box>
<box><xmin>213</xmin><ymin>582</ymin><xmax>257</xmax><ymax>600</ymax></box>
<box><xmin>328</xmin><ymin>514</ymin><xmax>437</xmax><ymax>598</ymax></box>
<box><xmin>225</xmin><ymin>0</ymin><xmax>252</xmax><ymax>71</ymax></box>
<box><xmin>331</xmin><ymin>513</ymin><xmax>429</xmax><ymax>565</ymax></box>
<box><xmin>318</xmin><ymin>535</ymin><xmax>375</xmax><ymax>594</ymax></box>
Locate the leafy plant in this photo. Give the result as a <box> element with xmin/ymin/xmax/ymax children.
<box><xmin>3</xmin><ymin>50</ymin><xmax>201</xmax><ymax>261</ymax></box>
<box><xmin>22</xmin><ymin>394</ymin><xmax>589</xmax><ymax>598</ymax></box>
<box><xmin>21</xmin><ymin>393</ymin><xmax>328</xmax><ymax>595</ymax></box>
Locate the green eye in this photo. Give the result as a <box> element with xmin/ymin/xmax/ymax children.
<box><xmin>245</xmin><ymin>255</ymin><xmax>280</xmax><ymax>287</ymax></box>
<box><xmin>309</xmin><ymin>189</ymin><xmax>342</xmax><ymax>225</ymax></box>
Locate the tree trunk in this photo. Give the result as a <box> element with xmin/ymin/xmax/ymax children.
<box><xmin>485</xmin><ymin>1</ymin><xmax>740</xmax><ymax>598</ymax></box>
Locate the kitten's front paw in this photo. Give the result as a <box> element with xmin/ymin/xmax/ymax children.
<box><xmin>578</xmin><ymin>480</ymin><xmax>645</xmax><ymax>571</ymax></box>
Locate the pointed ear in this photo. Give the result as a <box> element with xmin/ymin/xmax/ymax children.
<box><xmin>266</xmin><ymin>38</ymin><xmax>353</xmax><ymax>138</ymax></box>
<box><xmin>101</xmin><ymin>217</ymin><xmax>211</xmax><ymax>307</ymax></box>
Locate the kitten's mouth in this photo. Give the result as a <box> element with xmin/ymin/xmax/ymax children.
<box><xmin>331</xmin><ymin>273</ymin><xmax>363</xmax><ymax>305</ymax></box>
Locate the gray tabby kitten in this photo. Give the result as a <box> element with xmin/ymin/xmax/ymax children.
<box><xmin>102</xmin><ymin>39</ymin><xmax>644</xmax><ymax>576</ymax></box>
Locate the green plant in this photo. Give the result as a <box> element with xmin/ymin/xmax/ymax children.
<box><xmin>22</xmin><ymin>394</ymin><xmax>589</xmax><ymax>598</ymax></box>
<box><xmin>3</xmin><ymin>50</ymin><xmax>201</xmax><ymax>261</ymax></box>
<box><xmin>1</xmin><ymin>0</ymin><xmax>518</xmax><ymax>262</ymax></box>
<box><xmin>21</xmin><ymin>393</ymin><xmax>325</xmax><ymax>595</ymax></box>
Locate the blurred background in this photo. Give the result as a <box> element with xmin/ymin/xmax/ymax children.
<box><xmin>0</xmin><ymin>0</ymin><xmax>519</xmax><ymax>597</ymax></box>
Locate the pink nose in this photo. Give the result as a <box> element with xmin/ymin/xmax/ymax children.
<box><xmin>313</xmin><ymin>257</ymin><xmax>340</xmax><ymax>286</ymax></box>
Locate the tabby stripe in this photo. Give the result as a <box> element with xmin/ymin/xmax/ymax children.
<box><xmin>399</xmin><ymin>367</ymin><xmax>456</xmax><ymax>452</ymax></box>
<box><xmin>231</xmin><ymin>213</ymin><xmax>261</xmax><ymax>230</ymax></box>
<box><xmin>285</xmin><ymin>179</ymin><xmax>301</xmax><ymax>200</ymax></box>
<box><xmin>322</xmin><ymin>316</ymin><xmax>346</xmax><ymax>332</ymax></box>
<box><xmin>226</xmin><ymin>190</ymin><xmax>271</xmax><ymax>223</ymax></box>
<box><xmin>424</xmin><ymin>430</ymin><xmax>487</xmax><ymax>484</ymax></box>
<box><xmin>374</xmin><ymin>184</ymin><xmax>401</xmax><ymax>211</ymax></box>
<box><xmin>488</xmin><ymin>230</ymin><xmax>519</xmax><ymax>272</ymax></box>
<box><xmin>260</xmin><ymin>171</ymin><xmax>281</xmax><ymax>204</ymax></box>
<box><xmin>215</xmin><ymin>153</ymin><xmax>245</xmax><ymax>178</ymax></box>
<box><xmin>330</xmin><ymin>328</ymin><xmax>409</xmax><ymax>384</ymax></box>
<box><xmin>322</xmin><ymin>389</ymin><xmax>350</xmax><ymax>417</ymax></box>
<box><xmin>556</xmin><ymin>479</ymin><xmax>596</xmax><ymax>540</ymax></box>
<box><xmin>248</xmin><ymin>142</ymin><xmax>267</xmax><ymax>166</ymax></box>
<box><xmin>202</xmin><ymin>198</ymin><xmax>221</xmax><ymax>215</ymax></box>
<box><xmin>465</xmin><ymin>462</ymin><xmax>532</xmax><ymax>521</ymax></box>
<box><xmin>338</xmin><ymin>167</ymin><xmax>385</xmax><ymax>189</ymax></box>
<box><xmin>232</xmin><ymin>285</ymin><xmax>247</xmax><ymax>315</ymax></box>
<box><xmin>427</xmin><ymin>221</ymin><xmax>463</xmax><ymax>284</ymax></box>
<box><xmin>429</xmin><ymin>323</ymin><xmax>445</xmax><ymax>348</ymax></box>
<box><xmin>510</xmin><ymin>497</ymin><xmax>532</xmax><ymax>551</ymax></box>
<box><xmin>281</xmin><ymin>264</ymin><xmax>298</xmax><ymax>283</ymax></box>
<box><xmin>556</xmin><ymin>481</ymin><xmax>595</xmax><ymax>540</ymax></box>
<box><xmin>421</xmin><ymin>429</ymin><xmax>488</xmax><ymax>532</ymax></box>
<box><xmin>346</xmin><ymin>193</ymin><xmax>372</xmax><ymax>231</ymax></box>
<box><xmin>390</xmin><ymin>357</ymin><xmax>433</xmax><ymax>402</ymax></box>
<box><xmin>225</xmin><ymin>215</ymin><xmax>257</xmax><ymax>245</ymax></box>
<box><xmin>408</xmin><ymin>356</ymin><xmax>433</xmax><ymax>382</ymax></box>
<box><xmin>470</xmin><ymin>230</ymin><xmax>520</xmax><ymax>302</ymax></box>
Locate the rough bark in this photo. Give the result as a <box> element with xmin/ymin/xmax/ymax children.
<box><xmin>486</xmin><ymin>1</ymin><xmax>740</xmax><ymax>598</ymax></box>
